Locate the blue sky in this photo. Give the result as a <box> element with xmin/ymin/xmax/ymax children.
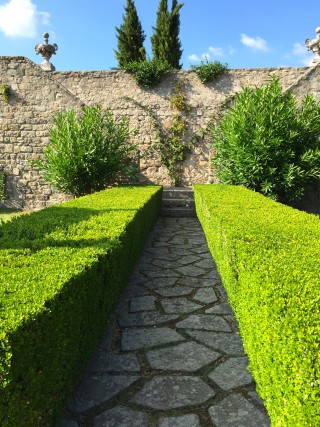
<box><xmin>0</xmin><ymin>0</ymin><xmax>318</xmax><ymax>71</ymax></box>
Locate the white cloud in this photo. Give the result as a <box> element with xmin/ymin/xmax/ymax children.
<box><xmin>240</xmin><ymin>33</ymin><xmax>269</xmax><ymax>51</ymax></box>
<box><xmin>188</xmin><ymin>54</ymin><xmax>201</xmax><ymax>62</ymax></box>
<box><xmin>0</xmin><ymin>0</ymin><xmax>50</xmax><ymax>38</ymax></box>
<box><xmin>228</xmin><ymin>45</ymin><xmax>236</xmax><ymax>55</ymax></box>
<box><xmin>208</xmin><ymin>46</ymin><xmax>224</xmax><ymax>57</ymax></box>
<box><xmin>291</xmin><ymin>42</ymin><xmax>313</xmax><ymax>66</ymax></box>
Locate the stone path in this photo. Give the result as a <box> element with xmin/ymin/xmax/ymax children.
<box><xmin>60</xmin><ymin>217</ymin><xmax>270</xmax><ymax>427</ymax></box>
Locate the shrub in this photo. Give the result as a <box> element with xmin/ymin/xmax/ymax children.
<box><xmin>0</xmin><ymin>172</ymin><xmax>4</xmax><ymax>201</ymax></box>
<box><xmin>190</xmin><ymin>58</ymin><xmax>228</xmax><ymax>83</ymax></box>
<box><xmin>195</xmin><ymin>184</ymin><xmax>320</xmax><ymax>426</ymax></box>
<box><xmin>211</xmin><ymin>76</ymin><xmax>320</xmax><ymax>202</ymax></box>
<box><xmin>0</xmin><ymin>185</ymin><xmax>162</xmax><ymax>426</ymax></box>
<box><xmin>125</xmin><ymin>57</ymin><xmax>172</xmax><ymax>87</ymax></box>
<box><xmin>31</xmin><ymin>105</ymin><xmax>137</xmax><ymax>197</ymax></box>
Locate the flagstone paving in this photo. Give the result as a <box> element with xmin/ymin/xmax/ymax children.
<box><xmin>60</xmin><ymin>217</ymin><xmax>270</xmax><ymax>426</ymax></box>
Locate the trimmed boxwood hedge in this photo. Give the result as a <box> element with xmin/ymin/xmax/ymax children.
<box><xmin>194</xmin><ymin>184</ymin><xmax>320</xmax><ymax>427</ymax></box>
<box><xmin>0</xmin><ymin>185</ymin><xmax>162</xmax><ymax>426</ymax></box>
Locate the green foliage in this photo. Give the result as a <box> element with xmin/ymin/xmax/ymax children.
<box><xmin>211</xmin><ymin>77</ymin><xmax>320</xmax><ymax>202</ymax></box>
<box><xmin>190</xmin><ymin>58</ymin><xmax>228</xmax><ymax>83</ymax></box>
<box><xmin>169</xmin><ymin>79</ymin><xmax>191</xmax><ymax>112</ymax></box>
<box><xmin>125</xmin><ymin>57</ymin><xmax>172</xmax><ymax>87</ymax></box>
<box><xmin>0</xmin><ymin>84</ymin><xmax>10</xmax><ymax>104</ymax></box>
<box><xmin>0</xmin><ymin>186</ymin><xmax>162</xmax><ymax>426</ymax></box>
<box><xmin>31</xmin><ymin>105</ymin><xmax>137</xmax><ymax>197</ymax></box>
<box><xmin>195</xmin><ymin>184</ymin><xmax>320</xmax><ymax>427</ymax></box>
<box><xmin>114</xmin><ymin>0</ymin><xmax>146</xmax><ymax>68</ymax></box>
<box><xmin>151</xmin><ymin>0</ymin><xmax>184</xmax><ymax>69</ymax></box>
<box><xmin>0</xmin><ymin>172</ymin><xmax>4</xmax><ymax>202</ymax></box>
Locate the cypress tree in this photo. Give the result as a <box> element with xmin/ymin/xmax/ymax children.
<box><xmin>151</xmin><ymin>0</ymin><xmax>184</xmax><ymax>69</ymax></box>
<box><xmin>169</xmin><ymin>0</ymin><xmax>183</xmax><ymax>69</ymax></box>
<box><xmin>114</xmin><ymin>0</ymin><xmax>146</xmax><ymax>69</ymax></box>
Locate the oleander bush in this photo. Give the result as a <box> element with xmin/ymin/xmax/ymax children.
<box><xmin>0</xmin><ymin>185</ymin><xmax>162</xmax><ymax>426</ymax></box>
<box><xmin>195</xmin><ymin>184</ymin><xmax>320</xmax><ymax>427</ymax></box>
<box><xmin>211</xmin><ymin>77</ymin><xmax>320</xmax><ymax>202</ymax></box>
<box><xmin>31</xmin><ymin>105</ymin><xmax>138</xmax><ymax>197</ymax></box>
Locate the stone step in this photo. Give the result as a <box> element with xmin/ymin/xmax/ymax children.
<box><xmin>161</xmin><ymin>187</ymin><xmax>196</xmax><ymax>217</ymax></box>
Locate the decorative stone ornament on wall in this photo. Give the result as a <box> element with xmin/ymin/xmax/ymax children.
<box><xmin>35</xmin><ymin>33</ymin><xmax>58</xmax><ymax>72</ymax></box>
<box><xmin>305</xmin><ymin>27</ymin><xmax>320</xmax><ymax>66</ymax></box>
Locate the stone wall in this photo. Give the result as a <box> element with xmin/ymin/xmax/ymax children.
<box><xmin>0</xmin><ymin>56</ymin><xmax>319</xmax><ymax>210</ymax></box>
<box><xmin>0</xmin><ymin>57</ymin><xmax>83</xmax><ymax>209</ymax></box>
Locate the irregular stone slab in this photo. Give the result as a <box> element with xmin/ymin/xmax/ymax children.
<box><xmin>68</xmin><ymin>375</ymin><xmax>140</xmax><ymax>413</ymax></box>
<box><xmin>118</xmin><ymin>312</ymin><xmax>179</xmax><ymax>327</ymax></box>
<box><xmin>209</xmin><ymin>394</ymin><xmax>270</xmax><ymax>426</ymax></box>
<box><xmin>143</xmin><ymin>277</ymin><xmax>178</xmax><ymax>289</ymax></box>
<box><xmin>190</xmin><ymin>246</ymin><xmax>211</xmax><ymax>255</ymax></box>
<box><xmin>216</xmin><ymin>284</ymin><xmax>229</xmax><ymax>302</ymax></box>
<box><xmin>176</xmin><ymin>315</ymin><xmax>231</xmax><ymax>332</ymax></box>
<box><xmin>209</xmin><ymin>357</ymin><xmax>253</xmax><ymax>390</ymax></box>
<box><xmin>194</xmin><ymin>258</ymin><xmax>216</xmax><ymax>269</ymax></box>
<box><xmin>131</xmin><ymin>376</ymin><xmax>215</xmax><ymax>410</ymax></box>
<box><xmin>202</xmin><ymin>270</ymin><xmax>222</xmax><ymax>280</ymax></box>
<box><xmin>60</xmin><ymin>421</ymin><xmax>79</xmax><ymax>427</ymax></box>
<box><xmin>130</xmin><ymin>296</ymin><xmax>157</xmax><ymax>312</ymax></box>
<box><xmin>93</xmin><ymin>406</ymin><xmax>149</xmax><ymax>427</ymax></box>
<box><xmin>98</xmin><ymin>324</ymin><xmax>113</xmax><ymax>352</ymax></box>
<box><xmin>159</xmin><ymin>414</ymin><xmax>200</xmax><ymax>427</ymax></box>
<box><xmin>176</xmin><ymin>255</ymin><xmax>201</xmax><ymax>266</ymax></box>
<box><xmin>175</xmin><ymin>265</ymin><xmax>206</xmax><ymax>277</ymax></box>
<box><xmin>161</xmin><ymin>298</ymin><xmax>202</xmax><ymax>314</ymax></box>
<box><xmin>121</xmin><ymin>327</ymin><xmax>184</xmax><ymax>351</ymax></box>
<box><xmin>146</xmin><ymin>341</ymin><xmax>220</xmax><ymax>372</ymax></box>
<box><xmin>152</xmin><ymin>259</ymin><xmax>179</xmax><ymax>269</ymax></box>
<box><xmin>185</xmin><ymin>331</ymin><xmax>244</xmax><ymax>355</ymax></box>
<box><xmin>87</xmin><ymin>354</ymin><xmax>140</xmax><ymax>373</ymax></box>
<box><xmin>154</xmin><ymin>286</ymin><xmax>192</xmax><ymax>297</ymax></box>
<box><xmin>193</xmin><ymin>288</ymin><xmax>218</xmax><ymax>304</ymax></box>
<box><xmin>141</xmin><ymin>270</ymin><xmax>181</xmax><ymax>278</ymax></box>
<box><xmin>248</xmin><ymin>390</ymin><xmax>266</xmax><ymax>406</ymax></box>
<box><xmin>122</xmin><ymin>285</ymin><xmax>149</xmax><ymax>298</ymax></box>
<box><xmin>206</xmin><ymin>303</ymin><xmax>233</xmax><ymax>315</ymax></box>
<box><xmin>179</xmin><ymin>278</ymin><xmax>218</xmax><ymax>288</ymax></box>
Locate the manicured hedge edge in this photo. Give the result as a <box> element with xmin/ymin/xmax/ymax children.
<box><xmin>194</xmin><ymin>184</ymin><xmax>320</xmax><ymax>427</ymax></box>
<box><xmin>0</xmin><ymin>185</ymin><xmax>162</xmax><ymax>426</ymax></box>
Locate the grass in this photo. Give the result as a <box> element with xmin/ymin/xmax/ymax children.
<box><xmin>0</xmin><ymin>208</ymin><xmax>31</xmax><ymax>223</ymax></box>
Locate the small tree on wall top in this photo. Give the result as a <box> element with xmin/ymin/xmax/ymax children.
<box><xmin>151</xmin><ymin>0</ymin><xmax>184</xmax><ymax>69</ymax></box>
<box><xmin>115</xmin><ymin>0</ymin><xmax>146</xmax><ymax>69</ymax></box>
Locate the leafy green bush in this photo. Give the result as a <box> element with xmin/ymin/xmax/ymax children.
<box><xmin>195</xmin><ymin>184</ymin><xmax>320</xmax><ymax>426</ymax></box>
<box><xmin>190</xmin><ymin>58</ymin><xmax>228</xmax><ymax>83</ymax></box>
<box><xmin>0</xmin><ymin>172</ymin><xmax>4</xmax><ymax>202</ymax></box>
<box><xmin>125</xmin><ymin>57</ymin><xmax>172</xmax><ymax>87</ymax></box>
<box><xmin>0</xmin><ymin>185</ymin><xmax>162</xmax><ymax>426</ymax></box>
<box><xmin>211</xmin><ymin>76</ymin><xmax>320</xmax><ymax>202</ymax></box>
<box><xmin>31</xmin><ymin>105</ymin><xmax>137</xmax><ymax>197</ymax></box>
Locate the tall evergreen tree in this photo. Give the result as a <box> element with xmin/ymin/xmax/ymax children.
<box><xmin>114</xmin><ymin>0</ymin><xmax>146</xmax><ymax>69</ymax></box>
<box><xmin>151</xmin><ymin>0</ymin><xmax>184</xmax><ymax>69</ymax></box>
<box><xmin>169</xmin><ymin>0</ymin><xmax>183</xmax><ymax>69</ymax></box>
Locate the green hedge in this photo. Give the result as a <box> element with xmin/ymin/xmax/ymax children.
<box><xmin>0</xmin><ymin>172</ymin><xmax>4</xmax><ymax>202</ymax></box>
<box><xmin>194</xmin><ymin>184</ymin><xmax>320</xmax><ymax>427</ymax></box>
<box><xmin>0</xmin><ymin>185</ymin><xmax>162</xmax><ymax>426</ymax></box>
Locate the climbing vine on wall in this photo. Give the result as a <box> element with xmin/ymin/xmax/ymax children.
<box><xmin>0</xmin><ymin>84</ymin><xmax>10</xmax><ymax>104</ymax></box>
<box><xmin>123</xmin><ymin>77</ymin><xmax>197</xmax><ymax>185</ymax></box>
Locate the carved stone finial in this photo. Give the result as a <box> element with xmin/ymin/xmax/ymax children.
<box><xmin>35</xmin><ymin>32</ymin><xmax>58</xmax><ymax>72</ymax></box>
<box><xmin>305</xmin><ymin>27</ymin><xmax>320</xmax><ymax>66</ymax></box>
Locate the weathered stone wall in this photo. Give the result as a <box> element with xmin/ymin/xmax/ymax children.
<box><xmin>0</xmin><ymin>57</ymin><xmax>83</xmax><ymax>209</ymax></box>
<box><xmin>0</xmin><ymin>56</ymin><xmax>319</xmax><ymax>210</ymax></box>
